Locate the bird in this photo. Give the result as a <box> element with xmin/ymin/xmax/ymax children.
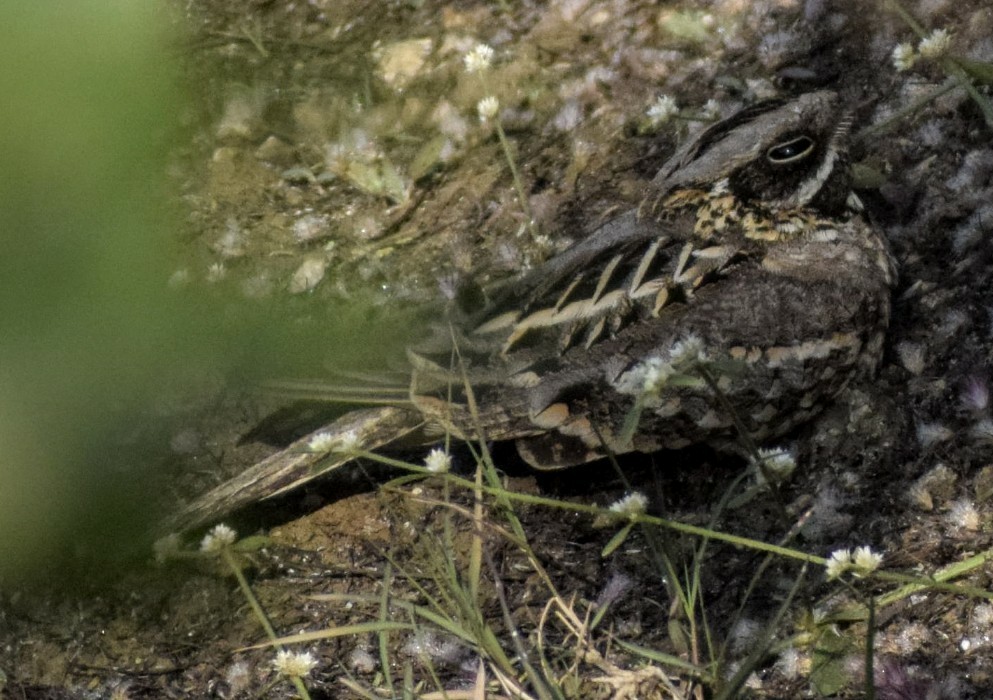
<box><xmin>166</xmin><ymin>90</ymin><xmax>895</xmax><ymax>532</ymax></box>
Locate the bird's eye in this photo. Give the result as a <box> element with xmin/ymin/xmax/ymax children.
<box><xmin>766</xmin><ymin>135</ymin><xmax>815</xmax><ymax>164</ymax></box>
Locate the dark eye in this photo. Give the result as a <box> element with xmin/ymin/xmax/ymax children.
<box><xmin>766</xmin><ymin>135</ymin><xmax>815</xmax><ymax>164</ymax></box>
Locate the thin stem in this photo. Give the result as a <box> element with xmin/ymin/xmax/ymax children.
<box><xmin>365</xmin><ymin>445</ymin><xmax>993</xmax><ymax>602</ymax></box>
<box><xmin>474</xmin><ymin>69</ymin><xmax>538</xmax><ymax>238</ymax></box>
<box><xmin>221</xmin><ymin>548</ymin><xmax>313</xmax><ymax>700</ymax></box>
<box><xmin>883</xmin><ymin>0</ymin><xmax>993</xmax><ymax>128</ymax></box>
<box><xmin>865</xmin><ymin>595</ymin><xmax>876</xmax><ymax>700</ymax></box>
<box><xmin>943</xmin><ymin>58</ymin><xmax>993</xmax><ymax>128</ymax></box>
<box><xmin>494</xmin><ymin>120</ymin><xmax>537</xmax><ymax>236</ymax></box>
<box><xmin>223</xmin><ymin>548</ymin><xmax>279</xmax><ymax>642</ymax></box>
<box><xmin>854</xmin><ymin>79</ymin><xmax>958</xmax><ymax>143</ymax></box>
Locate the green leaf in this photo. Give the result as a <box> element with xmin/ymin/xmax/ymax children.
<box><xmin>345</xmin><ymin>160</ymin><xmax>384</xmax><ymax>196</ymax></box>
<box><xmin>232</xmin><ymin>535</ymin><xmax>272</xmax><ymax>552</ymax></box>
<box><xmin>811</xmin><ymin>627</ymin><xmax>855</xmax><ymax>696</ymax></box>
<box><xmin>667</xmin><ymin>373</ymin><xmax>706</xmax><ymax>388</ymax></box>
<box><xmin>409</xmin><ymin>134</ymin><xmax>447</xmax><ymax>181</ymax></box>
<box><xmin>618</xmin><ymin>397</ymin><xmax>646</xmax><ymax>448</ymax></box>
<box><xmin>601</xmin><ymin>521</ymin><xmax>635</xmax><ymax>557</ymax></box>
<box><xmin>668</xmin><ymin>618</ymin><xmax>691</xmax><ymax>656</ymax></box>
<box><xmin>956</xmin><ymin>58</ymin><xmax>993</xmax><ymax>85</ymax></box>
<box><xmin>379</xmin><ymin>158</ymin><xmax>410</xmax><ymax>205</ymax></box>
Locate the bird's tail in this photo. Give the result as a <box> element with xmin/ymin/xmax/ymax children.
<box><xmin>161</xmin><ymin>405</ymin><xmax>426</xmax><ymax>533</ymax></box>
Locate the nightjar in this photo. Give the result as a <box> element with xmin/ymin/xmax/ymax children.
<box><xmin>169</xmin><ymin>90</ymin><xmax>895</xmax><ymax>531</ymax></box>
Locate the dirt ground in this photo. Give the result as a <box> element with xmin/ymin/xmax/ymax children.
<box><xmin>3</xmin><ymin>0</ymin><xmax>993</xmax><ymax>698</ymax></box>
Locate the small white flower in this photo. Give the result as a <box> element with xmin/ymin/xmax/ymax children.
<box><xmin>308</xmin><ymin>431</ymin><xmax>337</xmax><ymax>452</ymax></box>
<box><xmin>272</xmin><ymin>650</ymin><xmax>318</xmax><ymax>678</ymax></box>
<box><xmin>200</xmin><ymin>523</ymin><xmax>238</xmax><ymax>552</ymax></box>
<box><xmin>335</xmin><ymin>430</ymin><xmax>361</xmax><ymax>453</ymax></box>
<box><xmin>891</xmin><ymin>42</ymin><xmax>917</xmax><ymax>72</ymax></box>
<box><xmin>700</xmin><ymin>98</ymin><xmax>721</xmax><ymax>121</ymax></box>
<box><xmin>153</xmin><ymin>533</ymin><xmax>182</xmax><ymax>563</ymax></box>
<box><xmin>424</xmin><ymin>447</ymin><xmax>452</xmax><ymax>473</ymax></box>
<box><xmin>668</xmin><ymin>334</ymin><xmax>706</xmax><ymax>368</ymax></box>
<box><xmin>620</xmin><ymin>336</ymin><xmax>708</xmax><ymax>397</ymax></box>
<box><xmin>825</xmin><ymin>548</ymin><xmax>853</xmax><ymax>580</ymax></box>
<box><xmin>206</xmin><ymin>262</ymin><xmax>227</xmax><ymax>283</ymax></box>
<box><xmin>641</xmin><ymin>357</ymin><xmax>675</xmax><ymax>394</ymax></box>
<box><xmin>477</xmin><ymin>95</ymin><xmax>500</xmax><ymax>122</ymax></box>
<box><xmin>752</xmin><ymin>447</ymin><xmax>796</xmax><ymax>486</ymax></box>
<box><xmin>918</xmin><ymin>29</ymin><xmax>952</xmax><ymax>59</ymax></box>
<box><xmin>463</xmin><ymin>43</ymin><xmax>495</xmax><ymax>73</ymax></box>
<box><xmin>852</xmin><ymin>546</ymin><xmax>883</xmax><ymax>575</ymax></box>
<box><xmin>647</xmin><ymin>94</ymin><xmax>679</xmax><ymax>126</ymax></box>
<box><xmin>609</xmin><ymin>491</ymin><xmax>648</xmax><ymax>517</ymax></box>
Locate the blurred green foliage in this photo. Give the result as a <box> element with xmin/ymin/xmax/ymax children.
<box><xmin>0</xmin><ymin>2</ymin><xmax>190</xmax><ymax>580</ymax></box>
<box><xmin>0</xmin><ymin>2</ymin><xmax>426</xmax><ymax>583</ymax></box>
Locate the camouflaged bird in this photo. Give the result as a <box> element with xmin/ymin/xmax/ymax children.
<box><xmin>168</xmin><ymin>90</ymin><xmax>895</xmax><ymax>532</ymax></box>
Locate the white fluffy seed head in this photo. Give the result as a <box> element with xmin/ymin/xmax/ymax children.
<box><xmin>200</xmin><ymin>523</ymin><xmax>237</xmax><ymax>552</ymax></box>
<box><xmin>647</xmin><ymin>94</ymin><xmax>679</xmax><ymax>126</ymax></box>
<box><xmin>272</xmin><ymin>650</ymin><xmax>318</xmax><ymax>678</ymax></box>
<box><xmin>891</xmin><ymin>43</ymin><xmax>917</xmax><ymax>72</ymax></box>
<box><xmin>477</xmin><ymin>95</ymin><xmax>499</xmax><ymax>122</ymax></box>
<box><xmin>609</xmin><ymin>491</ymin><xmax>648</xmax><ymax>517</ymax></box>
<box><xmin>463</xmin><ymin>43</ymin><xmax>494</xmax><ymax>73</ymax></box>
<box><xmin>424</xmin><ymin>448</ymin><xmax>452</xmax><ymax>473</ymax></box>
<box><xmin>918</xmin><ymin>29</ymin><xmax>951</xmax><ymax>59</ymax></box>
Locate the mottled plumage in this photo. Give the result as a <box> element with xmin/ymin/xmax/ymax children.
<box><xmin>168</xmin><ymin>91</ymin><xmax>895</xmax><ymax>531</ymax></box>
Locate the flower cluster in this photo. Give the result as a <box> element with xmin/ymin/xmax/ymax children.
<box><xmin>609</xmin><ymin>491</ymin><xmax>648</xmax><ymax>518</ymax></box>
<box><xmin>307</xmin><ymin>430</ymin><xmax>361</xmax><ymax>454</ymax></box>
<box><xmin>918</xmin><ymin>28</ymin><xmax>952</xmax><ymax>59</ymax></box>
<box><xmin>477</xmin><ymin>95</ymin><xmax>499</xmax><ymax>122</ymax></box>
<box><xmin>638</xmin><ymin>356</ymin><xmax>675</xmax><ymax>395</ymax></box>
<box><xmin>463</xmin><ymin>43</ymin><xmax>494</xmax><ymax>73</ymax></box>
<box><xmin>200</xmin><ymin>523</ymin><xmax>238</xmax><ymax>553</ymax></box>
<box><xmin>825</xmin><ymin>545</ymin><xmax>883</xmax><ymax>580</ymax></box>
<box><xmin>892</xmin><ymin>28</ymin><xmax>952</xmax><ymax>72</ymax></box>
<box><xmin>751</xmin><ymin>447</ymin><xmax>797</xmax><ymax>487</ymax></box>
<box><xmin>614</xmin><ymin>334</ymin><xmax>709</xmax><ymax>398</ymax></box>
<box><xmin>891</xmin><ymin>43</ymin><xmax>917</xmax><ymax>72</ymax></box>
<box><xmin>461</xmin><ymin>41</ymin><xmax>538</xmax><ymax>239</ymax></box>
<box><xmin>464</xmin><ymin>44</ymin><xmax>499</xmax><ymax>124</ymax></box>
<box><xmin>647</xmin><ymin>94</ymin><xmax>679</xmax><ymax>127</ymax></box>
<box><xmin>272</xmin><ymin>650</ymin><xmax>318</xmax><ymax>678</ymax></box>
<box><xmin>424</xmin><ymin>447</ymin><xmax>452</xmax><ymax>473</ymax></box>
